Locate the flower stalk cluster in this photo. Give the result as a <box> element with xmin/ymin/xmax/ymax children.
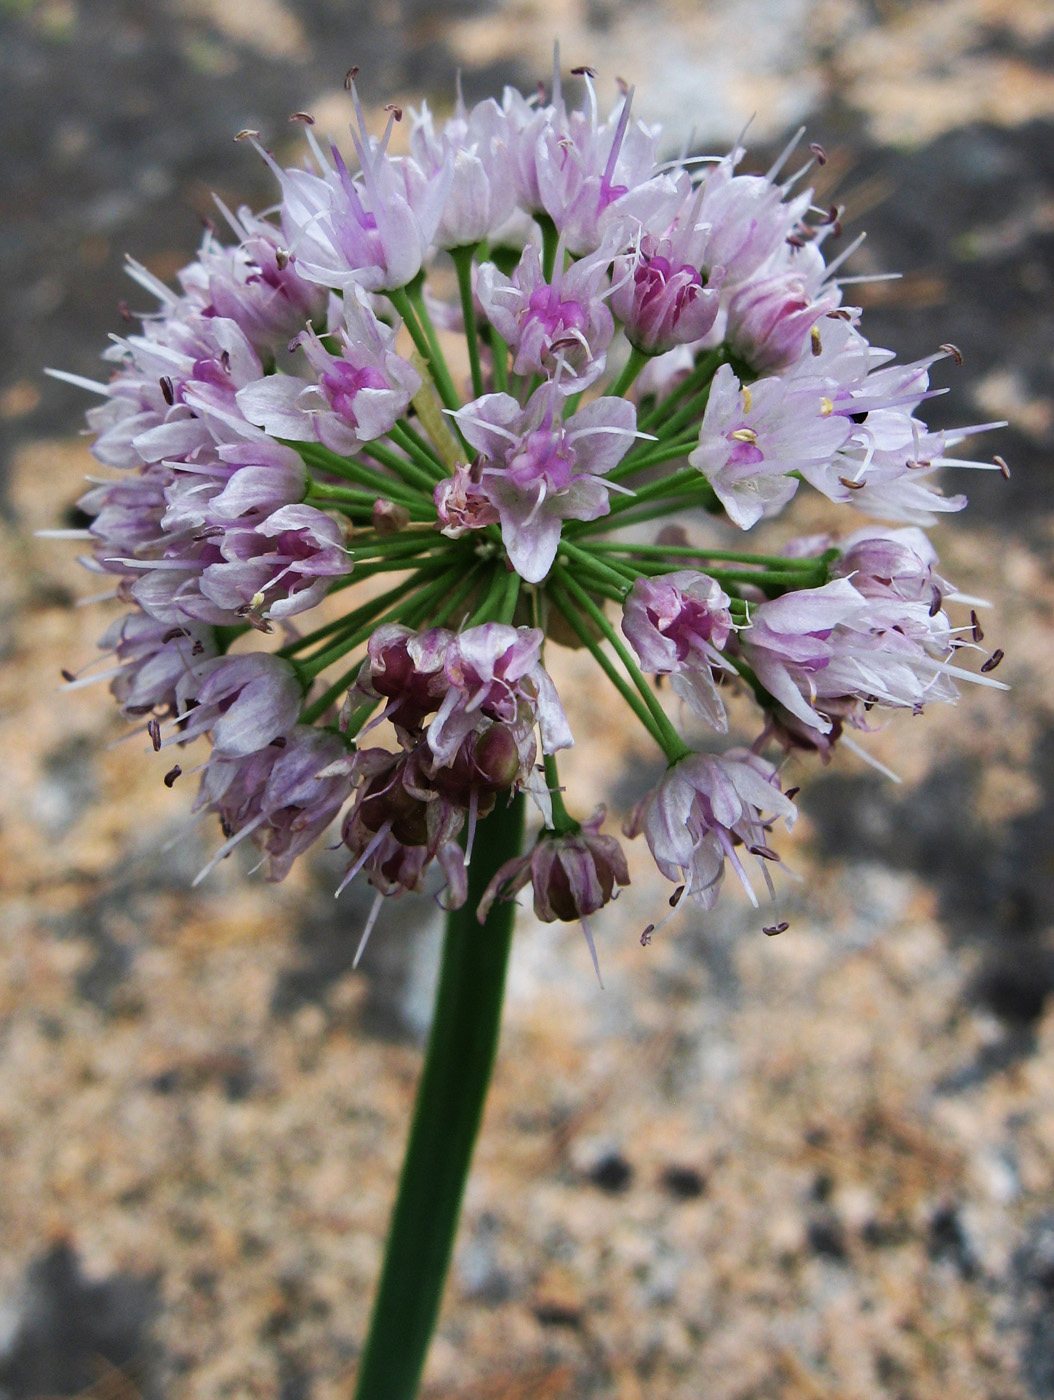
<box><xmin>53</xmin><ymin>61</ymin><xmax>1008</xmax><ymax>943</ymax></box>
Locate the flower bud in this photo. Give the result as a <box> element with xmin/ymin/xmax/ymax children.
<box><xmin>478</xmin><ymin>808</ymin><xmax>630</xmax><ymax>924</ymax></box>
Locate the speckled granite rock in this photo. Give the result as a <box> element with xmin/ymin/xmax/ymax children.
<box><xmin>1</xmin><ymin>2</ymin><xmax>1053</xmax><ymax>1396</ymax></box>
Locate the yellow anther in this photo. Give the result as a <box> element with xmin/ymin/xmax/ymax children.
<box><xmin>741</xmin><ymin>386</ymin><xmax>753</xmax><ymax>414</ymax></box>
<box><xmin>820</xmin><ymin>396</ymin><xmax>834</xmax><ymax>417</ymax></box>
<box><xmin>730</xmin><ymin>428</ymin><xmax>758</xmax><ymax>444</ymax></box>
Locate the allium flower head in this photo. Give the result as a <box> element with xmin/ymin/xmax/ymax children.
<box><xmin>51</xmin><ymin>59</ymin><xmax>1006</xmax><ymax>947</ymax></box>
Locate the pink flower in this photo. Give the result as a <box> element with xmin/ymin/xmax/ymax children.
<box><xmin>533</xmin><ymin>79</ymin><xmax>661</xmax><ymax>254</ymax></box>
<box><xmin>832</xmin><ymin>526</ymin><xmax>952</xmax><ymax>608</ymax></box>
<box><xmin>427</xmin><ymin>623</ymin><xmax>572</xmax><ymax>765</ymax></box>
<box><xmin>194</xmin><ymin>504</ymin><xmax>350</xmax><ymax>623</ymax></box>
<box><xmin>725</xmin><ymin>269</ymin><xmax>836</xmax><ymax>374</ymax></box>
<box><xmin>621</xmin><ymin>572</ymin><xmax>734</xmax><ymax>729</ymax></box>
<box><xmin>692</xmin><ymin>153</ymin><xmax>811</xmax><ymax>288</ymax></box>
<box><xmin>410</xmin><ymin>96</ymin><xmax>517</xmax><ymax>249</ymax></box>
<box><xmin>477</xmin><ymin>235</ymin><xmax>617</xmax><ymax>389</ymax></box>
<box><xmin>178</xmin><ymin>204</ymin><xmax>327</xmax><ymax>355</ymax></box>
<box><xmin>351</xmin><ymin>624</ymin><xmax>454</xmax><ymax>738</ymax></box>
<box><xmin>434</xmin><ymin>459</ymin><xmax>501</xmax><ymax>539</ymax></box>
<box><xmin>478</xmin><ymin>807</ymin><xmax>630</xmax><ymax>923</ymax></box>
<box><xmin>172</xmin><ymin>652</ymin><xmax>303</xmax><ymax>756</ymax></box>
<box><xmin>740</xmin><ymin>578</ymin><xmax>961</xmax><ymax>734</ymax></box>
<box><xmin>87</xmin><ymin>614</ymin><xmax>217</xmax><ymax>719</ymax></box>
<box><xmin>626</xmin><ymin>750</ymin><xmax>797</xmax><ymax>909</ymax></box>
<box><xmin>339</xmin><ymin>748</ymin><xmax>468</xmax><ymax>904</ymax></box>
<box><xmin>258</xmin><ymin>97</ymin><xmax>450</xmax><ymax>293</ymax></box>
<box><xmin>236</xmin><ymin>290</ymin><xmax>421</xmax><ymax>451</ymax></box>
<box><xmin>194</xmin><ymin>726</ymin><xmax>352</xmax><ymax>883</ymax></box>
<box><xmin>611</xmin><ymin>235</ymin><xmax>724</xmax><ymax>355</ymax></box>
<box><xmin>689</xmin><ymin>364</ymin><xmax>852</xmax><ymax>529</ymax></box>
<box><xmin>453</xmin><ymin>385</ymin><xmax>638</xmax><ymax>581</ymax></box>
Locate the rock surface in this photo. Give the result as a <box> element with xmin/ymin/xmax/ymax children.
<box><xmin>1</xmin><ymin>1</ymin><xmax>1052</xmax><ymax>1395</ymax></box>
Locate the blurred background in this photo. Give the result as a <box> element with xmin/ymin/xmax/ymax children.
<box><xmin>1</xmin><ymin>1</ymin><xmax>1053</xmax><ymax>1396</ymax></box>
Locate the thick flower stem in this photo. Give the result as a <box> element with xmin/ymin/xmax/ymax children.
<box><xmin>351</xmin><ymin>793</ymin><xmax>526</xmax><ymax>1400</ymax></box>
<box><xmin>485</xmin><ymin>326</ymin><xmax>509</xmax><ymax>394</ymax></box>
<box><xmin>591</xmin><ymin>542</ymin><xmax>830</xmax><ymax>569</ymax></box>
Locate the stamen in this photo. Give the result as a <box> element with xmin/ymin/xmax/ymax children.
<box><xmin>930</xmin><ymin>457</ymin><xmax>1005</xmax><ymax>470</ymax></box>
<box><xmin>822</xmin><ymin>231</ymin><xmax>866</xmax><ymax>278</ymax></box>
<box><xmin>58</xmin><ymin>665</ymin><xmax>128</xmax><ymax>691</ymax></box>
<box><xmin>766</xmin><ymin>125</ymin><xmax>806</xmax><ymax>182</ymax></box>
<box><xmin>352</xmin><ymin>892</ymin><xmax>385</xmax><ymax>968</ymax></box>
<box><xmin>580</xmin><ymin>917</ymin><xmax>604</xmax><ymax>989</ymax></box>
<box><xmin>44</xmin><ymin>367</ymin><xmax>110</xmax><ymax>396</ymax></box>
<box><xmin>600</xmin><ymin>85</ymin><xmax>635</xmax><ymax>200</ymax></box>
<box><xmin>448</xmin><ymin>410</ymin><xmax>520</xmax><ymax>444</ymax></box>
<box><xmin>192</xmin><ymin>810</ymin><xmax>269</xmax><ymax>886</ymax></box>
<box><xmin>336</xmin><ymin>819</ymin><xmax>394</xmax><ymax>896</ymax></box>
<box><xmin>465</xmin><ymin>788</ymin><xmax>479</xmax><ymax>865</ymax></box>
<box><xmin>566</xmin><ymin>425</ymin><xmax>656</xmax><ymax>444</ymax></box>
<box><xmin>840</xmin><ymin>735</ymin><xmax>902</xmax><ymax>783</ymax></box>
<box><xmin>835</xmin><ymin>272</ymin><xmax>903</xmax><ymax>286</ymax></box>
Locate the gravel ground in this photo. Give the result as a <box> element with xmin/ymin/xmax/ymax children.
<box><xmin>1</xmin><ymin>1</ymin><xmax>1052</xmax><ymax>1395</ymax></box>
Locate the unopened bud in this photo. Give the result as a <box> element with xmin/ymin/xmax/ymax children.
<box><xmin>473</xmin><ymin>724</ymin><xmax>521</xmax><ymax>791</ymax></box>
<box><xmin>372</xmin><ymin>499</ymin><xmax>411</xmax><ymax>535</ymax></box>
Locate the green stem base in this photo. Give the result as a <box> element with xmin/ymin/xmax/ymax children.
<box><xmin>352</xmin><ymin>793</ymin><xmax>526</xmax><ymax>1400</ymax></box>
